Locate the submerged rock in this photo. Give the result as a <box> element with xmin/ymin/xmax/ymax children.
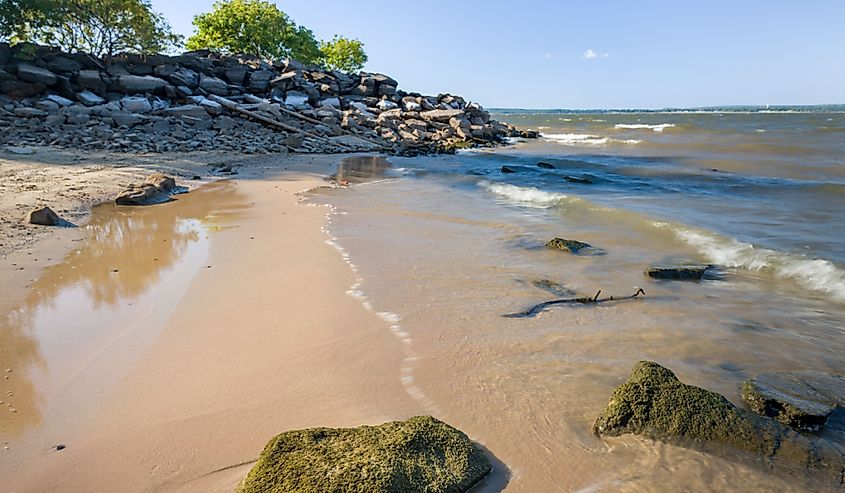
<box><xmin>536</xmin><ymin>161</ymin><xmax>556</xmax><ymax>169</ymax></box>
<box><xmin>564</xmin><ymin>175</ymin><xmax>593</xmax><ymax>184</ymax></box>
<box><xmin>115</xmin><ymin>173</ymin><xmax>184</xmax><ymax>206</ymax></box>
<box><xmin>646</xmin><ymin>261</ymin><xmax>710</xmax><ymax>280</ymax></box>
<box><xmin>594</xmin><ymin>361</ymin><xmax>845</xmax><ymax>486</ymax></box>
<box><xmin>238</xmin><ymin>415</ymin><xmax>491</xmax><ymax>493</ymax></box>
<box><xmin>545</xmin><ymin>237</ymin><xmax>592</xmax><ymax>254</ymax></box>
<box><xmin>742</xmin><ymin>371</ymin><xmax>845</xmax><ymax>432</ymax></box>
<box><xmin>532</xmin><ymin>279</ymin><xmax>576</xmax><ymax>297</ymax></box>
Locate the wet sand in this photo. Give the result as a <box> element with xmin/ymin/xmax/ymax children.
<box><xmin>0</xmin><ymin>154</ymin><xmax>428</xmax><ymax>492</ymax></box>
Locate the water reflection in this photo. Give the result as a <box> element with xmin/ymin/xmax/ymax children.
<box><xmin>0</xmin><ymin>180</ymin><xmax>246</xmax><ymax>438</ymax></box>
<box><xmin>332</xmin><ymin>156</ymin><xmax>391</xmax><ymax>184</ymax></box>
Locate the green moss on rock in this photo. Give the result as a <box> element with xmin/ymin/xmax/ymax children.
<box><xmin>237</xmin><ymin>416</ymin><xmax>491</xmax><ymax>493</ymax></box>
<box><xmin>545</xmin><ymin>237</ymin><xmax>591</xmax><ymax>253</ymax></box>
<box><xmin>594</xmin><ymin>361</ymin><xmax>845</xmax><ymax>486</ymax></box>
<box><xmin>741</xmin><ymin>371</ymin><xmax>845</xmax><ymax>432</ymax></box>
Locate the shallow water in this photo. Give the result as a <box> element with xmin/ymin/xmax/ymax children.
<box><xmin>312</xmin><ymin>113</ymin><xmax>845</xmax><ymax>492</ymax></box>
<box><xmin>0</xmin><ymin>181</ymin><xmax>245</xmax><ymax>450</ymax></box>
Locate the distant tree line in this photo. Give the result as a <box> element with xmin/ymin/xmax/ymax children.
<box><xmin>0</xmin><ymin>0</ymin><xmax>368</xmax><ymax>71</ymax></box>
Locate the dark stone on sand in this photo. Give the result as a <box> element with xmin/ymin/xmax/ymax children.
<box><xmin>537</xmin><ymin>161</ymin><xmax>555</xmax><ymax>169</ymax></box>
<box><xmin>115</xmin><ymin>173</ymin><xmax>184</xmax><ymax>205</ymax></box>
<box><xmin>28</xmin><ymin>206</ymin><xmax>73</xmax><ymax>227</ymax></box>
<box><xmin>594</xmin><ymin>361</ymin><xmax>845</xmax><ymax>486</ymax></box>
<box><xmin>545</xmin><ymin>237</ymin><xmax>592</xmax><ymax>254</ymax></box>
<box><xmin>237</xmin><ymin>415</ymin><xmax>491</xmax><ymax>493</ymax></box>
<box><xmin>646</xmin><ymin>261</ymin><xmax>709</xmax><ymax>280</ymax></box>
<box><xmin>742</xmin><ymin>371</ymin><xmax>845</xmax><ymax>432</ymax></box>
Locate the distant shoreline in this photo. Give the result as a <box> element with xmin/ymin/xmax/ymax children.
<box><xmin>489</xmin><ymin>104</ymin><xmax>845</xmax><ymax>114</ymax></box>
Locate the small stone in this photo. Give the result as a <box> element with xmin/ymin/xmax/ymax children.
<box><xmin>545</xmin><ymin>237</ymin><xmax>592</xmax><ymax>254</ymax></box>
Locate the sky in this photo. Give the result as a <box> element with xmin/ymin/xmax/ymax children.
<box><xmin>150</xmin><ymin>0</ymin><xmax>845</xmax><ymax>109</ymax></box>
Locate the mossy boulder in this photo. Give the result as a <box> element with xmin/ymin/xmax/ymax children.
<box><xmin>237</xmin><ymin>416</ymin><xmax>491</xmax><ymax>493</ymax></box>
<box><xmin>742</xmin><ymin>371</ymin><xmax>845</xmax><ymax>432</ymax></box>
<box><xmin>594</xmin><ymin>361</ymin><xmax>845</xmax><ymax>486</ymax></box>
<box><xmin>545</xmin><ymin>237</ymin><xmax>592</xmax><ymax>254</ymax></box>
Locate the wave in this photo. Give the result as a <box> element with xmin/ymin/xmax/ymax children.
<box><xmin>481</xmin><ymin>181</ymin><xmax>575</xmax><ymax>208</ymax></box>
<box><xmin>614</xmin><ymin>123</ymin><xmax>676</xmax><ymax>132</ymax></box>
<box><xmin>541</xmin><ymin>133</ymin><xmax>641</xmax><ymax>146</ymax></box>
<box><xmin>654</xmin><ymin>223</ymin><xmax>845</xmax><ymax>301</ymax></box>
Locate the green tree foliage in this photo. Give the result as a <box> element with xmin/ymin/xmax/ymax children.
<box><xmin>0</xmin><ymin>0</ymin><xmax>181</xmax><ymax>60</ymax></box>
<box><xmin>187</xmin><ymin>0</ymin><xmax>321</xmax><ymax>64</ymax></box>
<box><xmin>320</xmin><ymin>35</ymin><xmax>367</xmax><ymax>72</ymax></box>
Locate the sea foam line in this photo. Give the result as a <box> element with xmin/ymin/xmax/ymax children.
<box><xmin>654</xmin><ymin>223</ymin><xmax>845</xmax><ymax>302</ymax></box>
<box><xmin>480</xmin><ymin>181</ymin><xmax>575</xmax><ymax>208</ymax></box>
<box><xmin>541</xmin><ymin>132</ymin><xmax>641</xmax><ymax>146</ymax></box>
<box><xmin>614</xmin><ymin>123</ymin><xmax>676</xmax><ymax>132</ymax></box>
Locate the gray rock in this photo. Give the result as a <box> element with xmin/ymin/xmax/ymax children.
<box><xmin>742</xmin><ymin>371</ymin><xmax>845</xmax><ymax>432</ymax></box>
<box><xmin>249</xmin><ymin>69</ymin><xmax>275</xmax><ymax>91</ymax></box>
<box><xmin>14</xmin><ymin>107</ymin><xmax>49</xmax><ymax>118</ymax></box>
<box><xmin>77</xmin><ymin>90</ymin><xmax>106</xmax><ymax>106</ymax></box>
<box><xmin>76</xmin><ymin>70</ymin><xmax>108</xmax><ymax>93</ymax></box>
<box><xmin>199</xmin><ymin>98</ymin><xmax>223</xmax><ymax>115</ymax></box>
<box><xmin>113</xmin><ymin>74</ymin><xmax>167</xmax><ymax>93</ymax></box>
<box><xmin>115</xmin><ymin>173</ymin><xmax>184</xmax><ymax>205</ymax></box>
<box><xmin>45</xmin><ymin>56</ymin><xmax>82</xmax><ymax>73</ymax></box>
<box><xmin>44</xmin><ymin>94</ymin><xmax>74</xmax><ymax>107</ymax></box>
<box><xmin>110</xmin><ymin>112</ymin><xmax>142</xmax><ymax>127</ymax></box>
<box><xmin>224</xmin><ymin>66</ymin><xmax>248</xmax><ymax>85</ymax></box>
<box><xmin>6</xmin><ymin>146</ymin><xmax>36</xmax><ymax>155</ymax></box>
<box><xmin>284</xmin><ymin>91</ymin><xmax>309</xmax><ymax>109</ymax></box>
<box><xmin>121</xmin><ymin>96</ymin><xmax>152</xmax><ymax>113</ymax></box>
<box><xmin>17</xmin><ymin>64</ymin><xmax>58</xmax><ymax>86</ymax></box>
<box><xmin>163</xmin><ymin>104</ymin><xmax>209</xmax><ymax>119</ymax></box>
<box><xmin>28</xmin><ymin>206</ymin><xmax>73</xmax><ymax>226</ymax></box>
<box><xmin>2</xmin><ymin>80</ymin><xmax>46</xmax><ymax>98</ymax></box>
<box><xmin>421</xmin><ymin>108</ymin><xmax>464</xmax><ymax>123</ymax></box>
<box><xmin>376</xmin><ymin>99</ymin><xmax>399</xmax><ymax>110</ymax></box>
<box><xmin>213</xmin><ymin>115</ymin><xmax>238</xmax><ymax>131</ymax></box>
<box><xmin>44</xmin><ymin>114</ymin><xmax>66</xmax><ymax>128</ymax></box>
<box><xmin>199</xmin><ymin>74</ymin><xmax>228</xmax><ymax>95</ymax></box>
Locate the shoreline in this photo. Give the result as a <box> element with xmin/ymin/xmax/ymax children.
<box><xmin>0</xmin><ymin>150</ymin><xmax>434</xmax><ymax>491</ymax></box>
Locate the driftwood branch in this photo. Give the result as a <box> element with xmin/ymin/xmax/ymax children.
<box><xmin>504</xmin><ymin>288</ymin><xmax>646</xmax><ymax>318</ymax></box>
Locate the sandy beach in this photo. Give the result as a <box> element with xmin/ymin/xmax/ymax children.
<box><xmin>0</xmin><ymin>150</ymin><xmax>444</xmax><ymax>492</ymax></box>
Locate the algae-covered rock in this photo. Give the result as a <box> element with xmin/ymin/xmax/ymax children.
<box><xmin>532</xmin><ymin>279</ymin><xmax>576</xmax><ymax>297</ymax></box>
<box><xmin>646</xmin><ymin>261</ymin><xmax>709</xmax><ymax>280</ymax></box>
<box><xmin>238</xmin><ymin>416</ymin><xmax>491</xmax><ymax>493</ymax></box>
<box><xmin>545</xmin><ymin>237</ymin><xmax>592</xmax><ymax>254</ymax></box>
<box><xmin>742</xmin><ymin>371</ymin><xmax>845</xmax><ymax>432</ymax></box>
<box><xmin>594</xmin><ymin>361</ymin><xmax>845</xmax><ymax>486</ymax></box>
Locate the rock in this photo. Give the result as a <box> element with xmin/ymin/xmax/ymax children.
<box><xmin>742</xmin><ymin>371</ymin><xmax>845</xmax><ymax>432</ymax></box>
<box><xmin>421</xmin><ymin>108</ymin><xmax>464</xmax><ymax>123</ymax></box>
<box><xmin>594</xmin><ymin>361</ymin><xmax>845</xmax><ymax>486</ymax></box>
<box><xmin>76</xmin><ymin>70</ymin><xmax>108</xmax><ymax>93</ymax></box>
<box><xmin>28</xmin><ymin>206</ymin><xmax>73</xmax><ymax>226</ymax></box>
<box><xmin>249</xmin><ymin>69</ymin><xmax>275</xmax><ymax>91</ymax></box>
<box><xmin>45</xmin><ymin>55</ymin><xmax>82</xmax><ymax>73</ymax></box>
<box><xmin>163</xmin><ymin>104</ymin><xmax>210</xmax><ymax>119</ymax></box>
<box><xmin>115</xmin><ymin>173</ymin><xmax>184</xmax><ymax>205</ymax></box>
<box><xmin>501</xmin><ymin>166</ymin><xmax>516</xmax><ymax>173</ymax></box>
<box><xmin>14</xmin><ymin>107</ymin><xmax>49</xmax><ymax>118</ymax></box>
<box><xmin>532</xmin><ymin>279</ymin><xmax>576</xmax><ymax>297</ymax></box>
<box><xmin>113</xmin><ymin>74</ymin><xmax>167</xmax><ymax>93</ymax></box>
<box><xmin>110</xmin><ymin>112</ymin><xmax>142</xmax><ymax>128</ymax></box>
<box><xmin>198</xmin><ymin>98</ymin><xmax>223</xmax><ymax>116</ymax></box>
<box><xmin>6</xmin><ymin>146</ymin><xmax>36</xmax><ymax>155</ymax></box>
<box><xmin>329</xmin><ymin>134</ymin><xmax>383</xmax><ymax>150</ymax></box>
<box><xmin>2</xmin><ymin>80</ymin><xmax>46</xmax><ymax>98</ymax></box>
<box><xmin>77</xmin><ymin>90</ymin><xmax>106</xmax><ymax>106</ymax></box>
<box><xmin>564</xmin><ymin>176</ymin><xmax>593</xmax><ymax>184</ymax></box>
<box><xmin>545</xmin><ymin>237</ymin><xmax>592</xmax><ymax>254</ymax></box>
<box><xmin>121</xmin><ymin>96</ymin><xmax>152</xmax><ymax>113</ymax></box>
<box><xmin>224</xmin><ymin>66</ymin><xmax>248</xmax><ymax>85</ymax></box>
<box><xmin>537</xmin><ymin>161</ymin><xmax>556</xmax><ymax>169</ymax></box>
<box><xmin>646</xmin><ymin>261</ymin><xmax>710</xmax><ymax>280</ymax></box>
<box><xmin>284</xmin><ymin>91</ymin><xmax>309</xmax><ymax>109</ymax></box>
<box><xmin>17</xmin><ymin>64</ymin><xmax>58</xmax><ymax>86</ymax></box>
<box><xmin>198</xmin><ymin>74</ymin><xmax>228</xmax><ymax>96</ymax></box>
<box><xmin>237</xmin><ymin>416</ymin><xmax>490</xmax><ymax>493</ymax></box>
<box><xmin>44</xmin><ymin>94</ymin><xmax>74</xmax><ymax>107</ymax></box>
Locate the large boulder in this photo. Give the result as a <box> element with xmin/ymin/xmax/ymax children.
<box><xmin>742</xmin><ymin>371</ymin><xmax>845</xmax><ymax>432</ymax></box>
<box><xmin>238</xmin><ymin>416</ymin><xmax>491</xmax><ymax>493</ymax></box>
<box><xmin>115</xmin><ymin>173</ymin><xmax>184</xmax><ymax>205</ymax></box>
<box><xmin>421</xmin><ymin>109</ymin><xmax>464</xmax><ymax>123</ymax></box>
<box><xmin>113</xmin><ymin>74</ymin><xmax>167</xmax><ymax>94</ymax></box>
<box><xmin>594</xmin><ymin>361</ymin><xmax>845</xmax><ymax>486</ymax></box>
<box><xmin>198</xmin><ymin>73</ymin><xmax>228</xmax><ymax>95</ymax></box>
<box><xmin>76</xmin><ymin>70</ymin><xmax>109</xmax><ymax>93</ymax></box>
<box><xmin>17</xmin><ymin>63</ymin><xmax>58</xmax><ymax>85</ymax></box>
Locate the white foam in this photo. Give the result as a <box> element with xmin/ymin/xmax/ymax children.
<box><xmin>656</xmin><ymin>224</ymin><xmax>845</xmax><ymax>301</ymax></box>
<box><xmin>541</xmin><ymin>133</ymin><xmax>641</xmax><ymax>146</ymax></box>
<box><xmin>481</xmin><ymin>181</ymin><xmax>572</xmax><ymax>208</ymax></box>
<box><xmin>614</xmin><ymin>123</ymin><xmax>676</xmax><ymax>132</ymax></box>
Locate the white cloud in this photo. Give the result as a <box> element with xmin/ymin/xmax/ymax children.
<box><xmin>582</xmin><ymin>49</ymin><xmax>609</xmax><ymax>60</ymax></box>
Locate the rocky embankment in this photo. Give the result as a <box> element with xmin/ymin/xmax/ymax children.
<box><xmin>0</xmin><ymin>43</ymin><xmax>535</xmax><ymax>156</ymax></box>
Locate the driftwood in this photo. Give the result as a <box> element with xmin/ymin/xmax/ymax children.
<box><xmin>241</xmin><ymin>94</ymin><xmax>388</xmax><ymax>149</ymax></box>
<box><xmin>504</xmin><ymin>288</ymin><xmax>646</xmax><ymax>318</ymax></box>
<box><xmin>207</xmin><ymin>94</ymin><xmax>347</xmax><ymax>148</ymax></box>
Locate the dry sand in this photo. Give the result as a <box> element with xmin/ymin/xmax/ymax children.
<box><xmin>0</xmin><ymin>149</ymin><xmax>426</xmax><ymax>492</ymax></box>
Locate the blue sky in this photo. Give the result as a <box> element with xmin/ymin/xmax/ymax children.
<box><xmin>151</xmin><ymin>1</ymin><xmax>845</xmax><ymax>109</ymax></box>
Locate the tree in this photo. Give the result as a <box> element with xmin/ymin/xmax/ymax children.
<box><xmin>320</xmin><ymin>35</ymin><xmax>367</xmax><ymax>72</ymax></box>
<box><xmin>186</xmin><ymin>0</ymin><xmax>321</xmax><ymax>64</ymax></box>
<box><xmin>0</xmin><ymin>0</ymin><xmax>181</xmax><ymax>60</ymax></box>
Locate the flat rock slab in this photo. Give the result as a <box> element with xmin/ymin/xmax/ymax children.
<box><xmin>545</xmin><ymin>237</ymin><xmax>593</xmax><ymax>254</ymax></box>
<box><xmin>115</xmin><ymin>173</ymin><xmax>186</xmax><ymax>206</ymax></box>
<box><xmin>238</xmin><ymin>416</ymin><xmax>491</xmax><ymax>493</ymax></box>
<box><xmin>742</xmin><ymin>371</ymin><xmax>845</xmax><ymax>432</ymax></box>
<box><xmin>646</xmin><ymin>261</ymin><xmax>710</xmax><ymax>280</ymax></box>
<box><xmin>594</xmin><ymin>361</ymin><xmax>845</xmax><ymax>488</ymax></box>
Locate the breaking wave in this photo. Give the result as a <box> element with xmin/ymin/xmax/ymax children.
<box><xmin>541</xmin><ymin>133</ymin><xmax>641</xmax><ymax>146</ymax></box>
<box><xmin>480</xmin><ymin>181</ymin><xmax>575</xmax><ymax>208</ymax></box>
<box><xmin>614</xmin><ymin>123</ymin><xmax>676</xmax><ymax>132</ymax></box>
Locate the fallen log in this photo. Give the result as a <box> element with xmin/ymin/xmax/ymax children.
<box><xmin>504</xmin><ymin>288</ymin><xmax>646</xmax><ymax>318</ymax></box>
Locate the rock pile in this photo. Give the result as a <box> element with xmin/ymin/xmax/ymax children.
<box><xmin>0</xmin><ymin>43</ymin><xmax>535</xmax><ymax>155</ymax></box>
